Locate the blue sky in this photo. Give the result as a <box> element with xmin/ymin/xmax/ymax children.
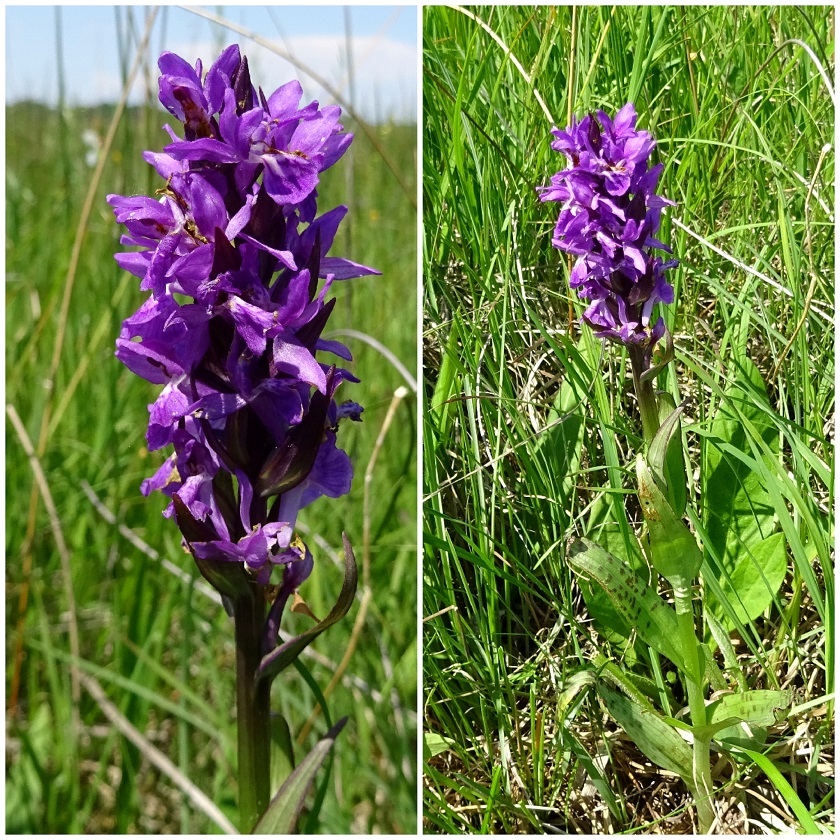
<box><xmin>6</xmin><ymin>4</ymin><xmax>418</xmax><ymax>123</ymax></box>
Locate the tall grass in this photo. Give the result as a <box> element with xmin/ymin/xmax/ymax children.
<box><xmin>5</xmin><ymin>16</ymin><xmax>417</xmax><ymax>835</ymax></box>
<box><xmin>423</xmin><ymin>5</ymin><xmax>833</xmax><ymax>833</ymax></box>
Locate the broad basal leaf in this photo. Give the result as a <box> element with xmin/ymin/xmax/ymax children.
<box><xmin>568</xmin><ymin>539</ymin><xmax>725</xmax><ymax>689</ymax></box>
<box><xmin>579</xmin><ymin>494</ymin><xmax>648</xmax><ymax>657</ymax></box>
<box><xmin>702</xmin><ymin>356</ymin><xmax>787</xmax><ymax>627</ymax></box>
<box><xmin>709</xmin><ymin>688</ymin><xmax>791</xmax><ymax>750</ymax></box>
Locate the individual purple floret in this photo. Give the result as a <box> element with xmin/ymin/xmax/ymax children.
<box><xmin>109</xmin><ymin>45</ymin><xmax>378</xmax><ymax>595</ymax></box>
<box><xmin>538</xmin><ymin>103</ymin><xmax>676</xmax><ymax>349</ymax></box>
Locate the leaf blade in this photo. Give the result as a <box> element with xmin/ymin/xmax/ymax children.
<box><xmin>252</xmin><ymin>717</ymin><xmax>348</xmax><ymax>834</ymax></box>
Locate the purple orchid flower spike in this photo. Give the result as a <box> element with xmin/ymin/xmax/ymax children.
<box><xmin>538</xmin><ymin>102</ymin><xmax>676</xmax><ymax>354</ymax></box>
<box><xmin>109</xmin><ymin>43</ymin><xmax>378</xmax><ymax>831</ymax></box>
<box><xmin>109</xmin><ymin>45</ymin><xmax>379</xmax><ymax>594</ymax></box>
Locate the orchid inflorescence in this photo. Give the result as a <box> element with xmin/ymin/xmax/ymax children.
<box><xmin>538</xmin><ymin>102</ymin><xmax>676</xmax><ymax>352</ymax></box>
<box><xmin>109</xmin><ymin>44</ymin><xmax>377</xmax><ymax>611</ymax></box>
<box><xmin>109</xmin><ymin>43</ymin><xmax>378</xmax><ymax>830</ymax></box>
<box><xmin>540</xmin><ymin>106</ymin><xmax>729</xmax><ymax>833</ymax></box>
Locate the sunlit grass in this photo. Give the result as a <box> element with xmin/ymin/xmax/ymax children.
<box><xmin>423</xmin><ymin>4</ymin><xmax>833</xmax><ymax>833</ymax></box>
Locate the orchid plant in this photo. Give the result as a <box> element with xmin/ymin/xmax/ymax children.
<box><xmin>539</xmin><ymin>104</ymin><xmax>792</xmax><ymax>834</ymax></box>
<box><xmin>109</xmin><ymin>45</ymin><xmax>377</xmax><ymax>833</ymax></box>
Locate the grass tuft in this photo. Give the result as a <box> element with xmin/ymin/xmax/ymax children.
<box><xmin>423</xmin><ymin>5</ymin><xmax>833</xmax><ymax>833</ymax></box>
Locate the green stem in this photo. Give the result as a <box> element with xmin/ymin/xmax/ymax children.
<box><xmin>234</xmin><ymin>587</ymin><xmax>271</xmax><ymax>832</ymax></box>
<box><xmin>673</xmin><ymin>580</ymin><xmax>715</xmax><ymax>833</ymax></box>
<box><xmin>628</xmin><ymin>346</ymin><xmax>660</xmax><ymax>445</ymax></box>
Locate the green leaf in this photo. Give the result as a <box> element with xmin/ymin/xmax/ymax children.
<box><xmin>717</xmin><ymin>531</ymin><xmax>788</xmax><ymax>625</ymax></box>
<box><xmin>705</xmin><ymin>611</ymin><xmax>748</xmax><ymax>691</ymax></box>
<box><xmin>257</xmin><ymin>534</ymin><xmax>357</xmax><ymax>686</ymax></box>
<box><xmin>636</xmin><ymin>455</ymin><xmax>702</xmax><ymax>583</ymax></box>
<box><xmin>708</xmin><ymin>689</ymin><xmax>791</xmax><ymax>750</ymax></box>
<box><xmin>569</xmin><ymin>539</ymin><xmax>725</xmax><ymax>689</ymax></box>
<box><xmin>424</xmin><ymin>732</ymin><xmax>456</xmax><ymax>761</ymax></box>
<box><xmin>431</xmin><ymin>321</ymin><xmax>461</xmax><ymax>442</ymax></box>
<box><xmin>270</xmin><ymin>714</ymin><xmax>295</xmax><ymax>794</ymax></box>
<box><xmin>593</xmin><ymin>655</ymin><xmax>659</xmax><ymax>713</ymax></box>
<box><xmin>702</xmin><ymin>357</ymin><xmax>787</xmax><ymax>627</ymax></box>
<box><xmin>556</xmin><ymin>669</ymin><xmax>597</xmax><ymax>719</ymax></box>
<box><xmin>599</xmin><ymin>684</ymin><xmax>692</xmax><ymax>778</ymax></box>
<box><xmin>580</xmin><ymin>494</ymin><xmax>647</xmax><ymax>656</ymax></box>
<box><xmin>252</xmin><ymin>718</ymin><xmax>347</xmax><ymax>834</ymax></box>
<box><xmin>649</xmin><ymin>396</ymin><xmax>687</xmax><ymax>518</ymax></box>
<box><xmin>567</xmin><ymin>538</ymin><xmax>685</xmax><ymax>671</ymax></box>
<box><xmin>678</xmin><ymin>689</ymin><xmax>791</xmax><ymax>750</ymax></box>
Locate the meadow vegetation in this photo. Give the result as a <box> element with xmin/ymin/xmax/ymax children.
<box><xmin>423</xmin><ymin>5</ymin><xmax>833</xmax><ymax>833</ymax></box>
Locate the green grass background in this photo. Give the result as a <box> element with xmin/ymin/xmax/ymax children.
<box><xmin>5</xmin><ymin>18</ymin><xmax>417</xmax><ymax>836</ymax></box>
<box><xmin>423</xmin><ymin>4</ymin><xmax>833</xmax><ymax>833</ymax></box>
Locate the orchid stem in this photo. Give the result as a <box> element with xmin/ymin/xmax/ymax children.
<box><xmin>673</xmin><ymin>580</ymin><xmax>715</xmax><ymax>833</ymax></box>
<box><xmin>234</xmin><ymin>588</ymin><xmax>271</xmax><ymax>832</ymax></box>
<box><xmin>628</xmin><ymin>345</ymin><xmax>661</xmax><ymax>445</ymax></box>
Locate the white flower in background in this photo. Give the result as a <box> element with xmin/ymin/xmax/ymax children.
<box><xmin>81</xmin><ymin>128</ymin><xmax>101</xmax><ymax>167</ymax></box>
